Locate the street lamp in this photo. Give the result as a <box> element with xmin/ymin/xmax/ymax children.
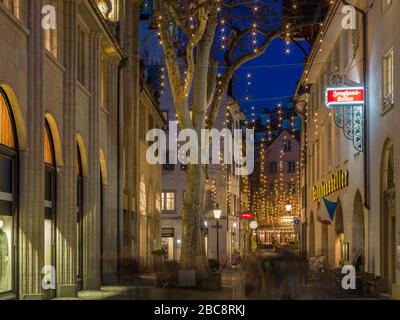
<box><xmin>213</xmin><ymin>204</ymin><xmax>222</xmax><ymax>264</ymax></box>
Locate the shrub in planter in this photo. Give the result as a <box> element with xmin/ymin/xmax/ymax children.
<box><xmin>208</xmin><ymin>259</ymin><xmax>221</xmax><ymax>272</ymax></box>
<box><xmin>197</xmin><ymin>259</ymin><xmax>222</xmax><ymax>290</ymax></box>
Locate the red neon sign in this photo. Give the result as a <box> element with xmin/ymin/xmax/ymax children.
<box><xmin>241</xmin><ymin>213</ymin><xmax>254</xmax><ymax>219</ymax></box>
<box><xmin>325</xmin><ymin>87</ymin><xmax>364</xmax><ymax>107</ymax></box>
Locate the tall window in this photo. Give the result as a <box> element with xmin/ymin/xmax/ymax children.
<box><xmin>267</xmin><ymin>162</ymin><xmax>277</xmax><ymax>174</ymax></box>
<box><xmin>383</xmin><ymin>48</ymin><xmax>394</xmax><ymax>110</ymax></box>
<box><xmin>161</xmin><ymin>191</ymin><xmax>175</xmax><ymax>211</ymax></box>
<box><xmin>0</xmin><ymin>0</ymin><xmax>21</xmax><ymax>19</ymax></box>
<box><xmin>44</xmin><ymin>0</ymin><xmax>58</xmax><ymax>57</ymax></box>
<box><xmin>44</xmin><ymin>122</ymin><xmax>56</xmax><ymax>298</ymax></box>
<box><xmin>287</xmin><ymin>161</ymin><xmax>296</xmax><ymax>173</ymax></box>
<box><xmin>0</xmin><ymin>89</ymin><xmax>17</xmax><ymax>295</ymax></box>
<box><xmin>77</xmin><ymin>25</ymin><xmax>87</xmax><ymax>86</ymax></box>
<box><xmin>283</xmin><ymin>140</ymin><xmax>292</xmax><ymax>152</ymax></box>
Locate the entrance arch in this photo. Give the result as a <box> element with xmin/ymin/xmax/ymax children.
<box><xmin>352</xmin><ymin>191</ymin><xmax>365</xmax><ymax>271</ymax></box>
<box><xmin>381</xmin><ymin>139</ymin><xmax>396</xmax><ymax>293</ymax></box>
<box><xmin>0</xmin><ymin>88</ymin><xmax>19</xmax><ymax>295</ymax></box>
<box><xmin>335</xmin><ymin>200</ymin><xmax>344</xmax><ymax>267</ymax></box>
<box><xmin>308</xmin><ymin>211</ymin><xmax>315</xmax><ymax>257</ymax></box>
<box><xmin>43</xmin><ymin>119</ymin><xmax>58</xmax><ymax>299</ymax></box>
<box><xmin>321</xmin><ymin>222</ymin><xmax>329</xmax><ymax>261</ymax></box>
<box><xmin>76</xmin><ymin>140</ymin><xmax>86</xmax><ymax>291</ymax></box>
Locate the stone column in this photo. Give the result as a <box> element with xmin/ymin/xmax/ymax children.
<box><xmin>18</xmin><ymin>0</ymin><xmax>45</xmax><ymax>300</ymax></box>
<box><xmin>56</xmin><ymin>0</ymin><xmax>79</xmax><ymax>298</ymax></box>
<box><xmin>103</xmin><ymin>58</ymin><xmax>119</xmax><ymax>284</ymax></box>
<box><xmin>83</xmin><ymin>31</ymin><xmax>102</xmax><ymax>290</ymax></box>
<box><xmin>120</xmin><ymin>0</ymin><xmax>141</xmax><ymax>277</ymax></box>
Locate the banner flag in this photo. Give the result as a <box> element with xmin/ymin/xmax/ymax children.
<box><xmin>317</xmin><ymin>197</ymin><xmax>338</xmax><ymax>225</ymax></box>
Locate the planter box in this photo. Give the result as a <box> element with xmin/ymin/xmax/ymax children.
<box><xmin>199</xmin><ymin>272</ymin><xmax>222</xmax><ymax>291</ymax></box>
<box><xmin>178</xmin><ymin>269</ymin><xmax>196</xmax><ymax>288</ymax></box>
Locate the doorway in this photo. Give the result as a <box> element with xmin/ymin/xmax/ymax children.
<box><xmin>76</xmin><ymin>144</ymin><xmax>84</xmax><ymax>291</ymax></box>
<box><xmin>381</xmin><ymin>141</ymin><xmax>396</xmax><ymax>293</ymax></box>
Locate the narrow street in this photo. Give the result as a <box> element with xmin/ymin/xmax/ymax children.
<box><xmin>53</xmin><ymin>268</ymin><xmax>383</xmax><ymax>301</ymax></box>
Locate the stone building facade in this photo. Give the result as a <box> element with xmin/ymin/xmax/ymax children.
<box><xmin>296</xmin><ymin>0</ymin><xmax>400</xmax><ymax>299</ymax></box>
<box><xmin>296</xmin><ymin>0</ymin><xmax>367</xmax><ymax>272</ymax></box>
<box><xmin>252</xmin><ymin>131</ymin><xmax>301</xmax><ymax>245</ymax></box>
<box><xmin>0</xmin><ymin>0</ymin><xmax>163</xmax><ymax>300</ymax></box>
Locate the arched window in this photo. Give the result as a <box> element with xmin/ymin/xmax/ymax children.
<box><xmin>76</xmin><ymin>143</ymin><xmax>84</xmax><ymax>291</ymax></box>
<box><xmin>0</xmin><ymin>89</ymin><xmax>17</xmax><ymax>295</ymax></box>
<box><xmin>43</xmin><ymin>121</ymin><xmax>56</xmax><ymax>298</ymax></box>
<box><xmin>0</xmin><ymin>91</ymin><xmax>15</xmax><ymax>149</ymax></box>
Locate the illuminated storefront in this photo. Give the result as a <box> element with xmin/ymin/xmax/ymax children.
<box><xmin>43</xmin><ymin>122</ymin><xmax>57</xmax><ymax>299</ymax></box>
<box><xmin>0</xmin><ymin>89</ymin><xmax>17</xmax><ymax>295</ymax></box>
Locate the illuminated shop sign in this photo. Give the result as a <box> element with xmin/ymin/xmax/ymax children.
<box><xmin>313</xmin><ymin>169</ymin><xmax>349</xmax><ymax>202</ymax></box>
<box><xmin>325</xmin><ymin>87</ymin><xmax>364</xmax><ymax>107</ymax></box>
<box><xmin>241</xmin><ymin>212</ymin><xmax>254</xmax><ymax>219</ymax></box>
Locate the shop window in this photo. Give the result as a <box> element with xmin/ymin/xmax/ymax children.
<box><xmin>43</xmin><ymin>122</ymin><xmax>56</xmax><ymax>298</ymax></box>
<box><xmin>0</xmin><ymin>91</ymin><xmax>16</xmax><ymax>295</ymax></box>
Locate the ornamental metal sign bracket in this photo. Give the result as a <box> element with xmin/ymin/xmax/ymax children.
<box><xmin>325</xmin><ymin>72</ymin><xmax>364</xmax><ymax>152</ymax></box>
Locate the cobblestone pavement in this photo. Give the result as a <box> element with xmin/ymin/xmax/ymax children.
<box><xmin>55</xmin><ymin>268</ymin><xmax>384</xmax><ymax>300</ymax></box>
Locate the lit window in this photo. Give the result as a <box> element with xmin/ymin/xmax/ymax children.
<box><xmin>383</xmin><ymin>48</ymin><xmax>394</xmax><ymax>110</ymax></box>
<box><xmin>0</xmin><ymin>92</ymin><xmax>15</xmax><ymax>149</ymax></box>
<box><xmin>1</xmin><ymin>0</ymin><xmax>21</xmax><ymax>19</ymax></box>
<box><xmin>161</xmin><ymin>191</ymin><xmax>175</xmax><ymax>211</ymax></box>
<box><xmin>287</xmin><ymin>161</ymin><xmax>296</xmax><ymax>173</ymax></box>
<box><xmin>44</xmin><ymin>125</ymin><xmax>54</xmax><ymax>165</ymax></box>
<box><xmin>44</xmin><ymin>0</ymin><xmax>58</xmax><ymax>58</ymax></box>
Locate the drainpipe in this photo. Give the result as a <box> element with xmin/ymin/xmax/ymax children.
<box><xmin>341</xmin><ymin>0</ymin><xmax>370</xmax><ymax>210</ymax></box>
